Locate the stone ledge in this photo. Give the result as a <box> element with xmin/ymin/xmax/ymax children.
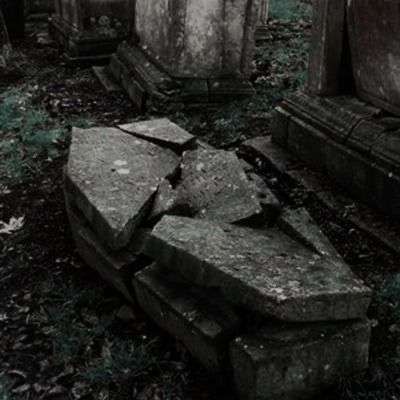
<box><xmin>230</xmin><ymin>319</ymin><xmax>371</xmax><ymax>400</ymax></box>
<box><xmin>133</xmin><ymin>263</ymin><xmax>241</xmax><ymax>371</ymax></box>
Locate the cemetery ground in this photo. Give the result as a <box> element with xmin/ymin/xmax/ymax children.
<box><xmin>1</xmin><ymin>3</ymin><xmax>400</xmax><ymax>400</ymax></box>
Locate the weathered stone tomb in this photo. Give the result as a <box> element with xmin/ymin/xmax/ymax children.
<box><xmin>109</xmin><ymin>0</ymin><xmax>262</xmax><ymax>110</ymax></box>
<box><xmin>49</xmin><ymin>0</ymin><xmax>133</xmax><ymax>62</ymax></box>
<box><xmin>64</xmin><ymin>118</ymin><xmax>372</xmax><ymax>400</ymax></box>
<box><xmin>272</xmin><ymin>0</ymin><xmax>400</xmax><ymax>222</ymax></box>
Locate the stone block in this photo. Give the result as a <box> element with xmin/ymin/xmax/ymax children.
<box><xmin>118</xmin><ymin>118</ymin><xmax>196</xmax><ymax>153</ymax></box>
<box><xmin>65</xmin><ymin>126</ymin><xmax>180</xmax><ymax>250</ymax></box>
<box><xmin>133</xmin><ymin>263</ymin><xmax>241</xmax><ymax>371</ymax></box>
<box><xmin>145</xmin><ymin>215</ymin><xmax>371</xmax><ymax>322</ymax></box>
<box><xmin>242</xmin><ymin>136</ymin><xmax>302</xmax><ymax>178</ymax></box>
<box><xmin>271</xmin><ymin>106</ymin><xmax>290</xmax><ymax>148</ymax></box>
<box><xmin>230</xmin><ymin>319</ymin><xmax>371</xmax><ymax>400</ymax></box>
<box><xmin>65</xmin><ymin>196</ymin><xmax>150</xmax><ymax>303</ymax></box>
<box><xmin>178</xmin><ymin>149</ymin><xmax>264</xmax><ymax>225</ymax></box>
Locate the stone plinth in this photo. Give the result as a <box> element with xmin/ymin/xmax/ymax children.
<box><xmin>272</xmin><ymin>0</ymin><xmax>400</xmax><ymax>223</ymax></box>
<box><xmin>49</xmin><ymin>0</ymin><xmax>133</xmax><ymax>63</ymax></box>
<box><xmin>109</xmin><ymin>0</ymin><xmax>261</xmax><ymax>109</ymax></box>
<box><xmin>231</xmin><ymin>319</ymin><xmax>370</xmax><ymax>400</ymax></box>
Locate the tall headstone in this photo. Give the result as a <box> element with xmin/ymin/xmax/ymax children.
<box><xmin>109</xmin><ymin>0</ymin><xmax>261</xmax><ymax>110</ymax></box>
<box><xmin>272</xmin><ymin>0</ymin><xmax>400</xmax><ymax>223</ymax></box>
<box><xmin>49</xmin><ymin>0</ymin><xmax>133</xmax><ymax>63</ymax></box>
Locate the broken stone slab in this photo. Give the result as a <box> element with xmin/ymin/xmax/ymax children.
<box><xmin>178</xmin><ymin>149</ymin><xmax>264</xmax><ymax>225</ymax></box>
<box><xmin>246</xmin><ymin>171</ymin><xmax>281</xmax><ymax>222</ymax></box>
<box><xmin>133</xmin><ymin>263</ymin><xmax>241</xmax><ymax>371</ymax></box>
<box><xmin>65</xmin><ymin>196</ymin><xmax>151</xmax><ymax>303</ymax></box>
<box><xmin>118</xmin><ymin>118</ymin><xmax>197</xmax><ymax>152</ymax></box>
<box><xmin>278</xmin><ymin>207</ymin><xmax>341</xmax><ymax>261</ymax></box>
<box><xmin>230</xmin><ymin>319</ymin><xmax>370</xmax><ymax>400</ymax></box>
<box><xmin>145</xmin><ymin>215</ymin><xmax>371</xmax><ymax>322</ymax></box>
<box><xmin>65</xmin><ymin>126</ymin><xmax>180</xmax><ymax>250</ymax></box>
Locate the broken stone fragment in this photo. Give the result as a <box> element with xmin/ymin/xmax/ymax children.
<box><xmin>133</xmin><ymin>263</ymin><xmax>241</xmax><ymax>371</ymax></box>
<box><xmin>278</xmin><ymin>207</ymin><xmax>341</xmax><ymax>260</ymax></box>
<box><xmin>246</xmin><ymin>171</ymin><xmax>281</xmax><ymax>221</ymax></box>
<box><xmin>145</xmin><ymin>215</ymin><xmax>371</xmax><ymax>322</ymax></box>
<box><xmin>230</xmin><ymin>319</ymin><xmax>371</xmax><ymax>400</ymax></box>
<box><xmin>65</xmin><ymin>127</ymin><xmax>180</xmax><ymax>250</ymax></box>
<box><xmin>177</xmin><ymin>149</ymin><xmax>264</xmax><ymax>224</ymax></box>
<box><xmin>65</xmin><ymin>197</ymin><xmax>151</xmax><ymax>303</ymax></box>
<box><xmin>118</xmin><ymin>118</ymin><xmax>196</xmax><ymax>152</ymax></box>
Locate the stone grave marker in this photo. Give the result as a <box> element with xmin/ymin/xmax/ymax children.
<box><xmin>49</xmin><ymin>0</ymin><xmax>133</xmax><ymax>62</ymax></box>
<box><xmin>108</xmin><ymin>0</ymin><xmax>262</xmax><ymax>109</ymax></box>
<box><xmin>272</xmin><ymin>0</ymin><xmax>400</xmax><ymax>223</ymax></box>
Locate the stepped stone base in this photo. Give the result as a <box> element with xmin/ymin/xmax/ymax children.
<box><xmin>65</xmin><ymin>195</ymin><xmax>151</xmax><ymax>303</ymax></box>
<box><xmin>272</xmin><ymin>91</ymin><xmax>400</xmax><ymax>222</ymax></box>
<box><xmin>49</xmin><ymin>17</ymin><xmax>129</xmax><ymax>63</ymax></box>
<box><xmin>108</xmin><ymin>43</ymin><xmax>255</xmax><ymax>111</ymax></box>
<box><xmin>231</xmin><ymin>319</ymin><xmax>370</xmax><ymax>400</ymax></box>
<box><xmin>133</xmin><ymin>263</ymin><xmax>241</xmax><ymax>371</ymax></box>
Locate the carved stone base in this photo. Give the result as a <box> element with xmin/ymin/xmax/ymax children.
<box><xmin>108</xmin><ymin>42</ymin><xmax>256</xmax><ymax>111</ymax></box>
<box><xmin>272</xmin><ymin>91</ymin><xmax>400</xmax><ymax>221</ymax></box>
<box><xmin>49</xmin><ymin>16</ymin><xmax>128</xmax><ymax>64</ymax></box>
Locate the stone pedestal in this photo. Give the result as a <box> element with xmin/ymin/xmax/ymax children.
<box><xmin>109</xmin><ymin>0</ymin><xmax>261</xmax><ymax>110</ymax></box>
<box><xmin>49</xmin><ymin>0</ymin><xmax>133</xmax><ymax>63</ymax></box>
<box><xmin>272</xmin><ymin>0</ymin><xmax>400</xmax><ymax>222</ymax></box>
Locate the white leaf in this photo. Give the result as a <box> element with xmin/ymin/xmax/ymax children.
<box><xmin>0</xmin><ymin>216</ymin><xmax>25</xmax><ymax>235</ymax></box>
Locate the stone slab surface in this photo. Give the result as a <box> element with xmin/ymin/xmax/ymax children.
<box><xmin>178</xmin><ymin>149</ymin><xmax>264</xmax><ymax>224</ymax></box>
<box><xmin>118</xmin><ymin>118</ymin><xmax>196</xmax><ymax>152</ymax></box>
<box><xmin>65</xmin><ymin>127</ymin><xmax>180</xmax><ymax>250</ymax></box>
<box><xmin>230</xmin><ymin>319</ymin><xmax>370</xmax><ymax>400</ymax></box>
<box><xmin>278</xmin><ymin>207</ymin><xmax>341</xmax><ymax>261</ymax></box>
<box><xmin>65</xmin><ymin>196</ymin><xmax>150</xmax><ymax>303</ymax></box>
<box><xmin>145</xmin><ymin>215</ymin><xmax>371</xmax><ymax>322</ymax></box>
<box><xmin>133</xmin><ymin>263</ymin><xmax>241</xmax><ymax>371</ymax></box>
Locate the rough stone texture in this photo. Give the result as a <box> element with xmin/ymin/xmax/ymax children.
<box><xmin>118</xmin><ymin>119</ymin><xmax>197</xmax><ymax>152</ymax></box>
<box><xmin>270</xmin><ymin>93</ymin><xmax>400</xmax><ymax>222</ymax></box>
<box><xmin>134</xmin><ymin>0</ymin><xmax>260</xmax><ymax>79</ymax></box>
<box><xmin>246</xmin><ymin>171</ymin><xmax>281</xmax><ymax>221</ymax></box>
<box><xmin>230</xmin><ymin>319</ymin><xmax>371</xmax><ymax>400</ymax></box>
<box><xmin>178</xmin><ymin>149</ymin><xmax>264</xmax><ymax>224</ymax></box>
<box><xmin>347</xmin><ymin>0</ymin><xmax>400</xmax><ymax>116</ymax></box>
<box><xmin>242</xmin><ymin>136</ymin><xmax>400</xmax><ymax>257</ymax></box>
<box><xmin>65</xmin><ymin>126</ymin><xmax>180</xmax><ymax>250</ymax></box>
<box><xmin>108</xmin><ymin>0</ymin><xmax>259</xmax><ymax>107</ymax></box>
<box><xmin>49</xmin><ymin>0</ymin><xmax>133</xmax><ymax>62</ymax></box>
<box><xmin>133</xmin><ymin>263</ymin><xmax>241</xmax><ymax>371</ymax></box>
<box><xmin>307</xmin><ymin>0</ymin><xmax>345</xmax><ymax>95</ymax></box>
<box><xmin>278</xmin><ymin>207</ymin><xmax>341</xmax><ymax>261</ymax></box>
<box><xmin>145</xmin><ymin>215</ymin><xmax>371</xmax><ymax>322</ymax></box>
<box><xmin>65</xmin><ymin>196</ymin><xmax>151</xmax><ymax>303</ymax></box>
